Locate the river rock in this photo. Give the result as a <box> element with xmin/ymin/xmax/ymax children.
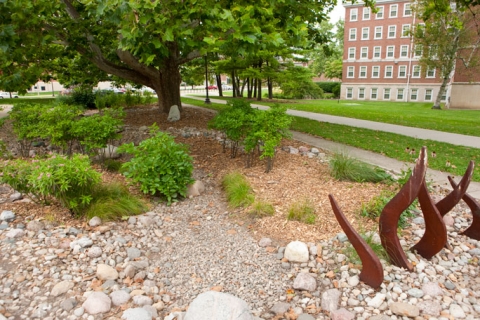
<box><xmin>284</xmin><ymin>241</ymin><xmax>309</xmax><ymax>263</ymax></box>
<box><xmin>184</xmin><ymin>291</ymin><xmax>253</xmax><ymax>320</ymax></box>
<box><xmin>167</xmin><ymin>105</ymin><xmax>180</xmax><ymax>122</ymax></box>
<box><xmin>96</xmin><ymin>264</ymin><xmax>119</xmax><ymax>280</ymax></box>
<box><xmin>293</xmin><ymin>273</ymin><xmax>317</xmax><ymax>291</ymax></box>
<box><xmin>82</xmin><ymin>292</ymin><xmax>111</xmax><ymax>315</ymax></box>
<box><xmin>51</xmin><ymin>281</ymin><xmax>74</xmax><ymax>297</ymax></box>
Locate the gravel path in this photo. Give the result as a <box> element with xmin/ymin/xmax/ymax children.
<box><xmin>1</xmin><ymin>178</ymin><xmax>480</xmax><ymax>320</ymax></box>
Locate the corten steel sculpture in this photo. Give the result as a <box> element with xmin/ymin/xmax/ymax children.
<box><xmin>379</xmin><ymin>146</ymin><xmax>427</xmax><ymax>271</ymax></box>
<box><xmin>328</xmin><ymin>195</ymin><xmax>384</xmax><ymax>289</ymax></box>
<box><xmin>409</xmin><ymin>181</ymin><xmax>447</xmax><ymax>259</ymax></box>
<box><xmin>449</xmin><ymin>176</ymin><xmax>480</xmax><ymax>240</ymax></box>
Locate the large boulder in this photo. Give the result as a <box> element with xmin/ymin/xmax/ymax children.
<box><xmin>284</xmin><ymin>241</ymin><xmax>309</xmax><ymax>263</ymax></box>
<box><xmin>184</xmin><ymin>291</ymin><xmax>253</xmax><ymax>320</ymax></box>
<box><xmin>167</xmin><ymin>105</ymin><xmax>181</xmax><ymax>122</ymax></box>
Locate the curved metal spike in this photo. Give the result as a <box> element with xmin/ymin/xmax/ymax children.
<box><xmin>410</xmin><ymin>180</ymin><xmax>447</xmax><ymax>259</ymax></box>
<box><xmin>379</xmin><ymin>146</ymin><xmax>427</xmax><ymax>271</ymax></box>
<box><xmin>449</xmin><ymin>176</ymin><xmax>480</xmax><ymax>240</ymax></box>
<box><xmin>328</xmin><ymin>194</ymin><xmax>384</xmax><ymax>288</ymax></box>
<box><xmin>436</xmin><ymin>161</ymin><xmax>474</xmax><ymax>216</ymax></box>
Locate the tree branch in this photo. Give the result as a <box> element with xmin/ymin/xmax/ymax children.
<box><xmin>177</xmin><ymin>50</ymin><xmax>202</xmax><ymax>65</ymax></box>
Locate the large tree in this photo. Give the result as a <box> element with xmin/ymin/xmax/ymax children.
<box><xmin>413</xmin><ymin>0</ymin><xmax>480</xmax><ymax>109</ymax></box>
<box><xmin>0</xmin><ymin>0</ymin><xmax>336</xmax><ymax>113</ymax></box>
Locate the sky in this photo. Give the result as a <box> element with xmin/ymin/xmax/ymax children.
<box><xmin>329</xmin><ymin>2</ymin><xmax>346</xmax><ymax>24</ymax></box>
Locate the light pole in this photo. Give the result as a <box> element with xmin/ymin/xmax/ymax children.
<box><xmin>204</xmin><ymin>54</ymin><xmax>211</xmax><ymax>104</ymax></box>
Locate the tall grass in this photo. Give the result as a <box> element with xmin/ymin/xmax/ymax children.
<box><xmin>222</xmin><ymin>172</ymin><xmax>255</xmax><ymax>208</ymax></box>
<box><xmin>287</xmin><ymin>198</ymin><xmax>316</xmax><ymax>224</ymax></box>
<box><xmin>329</xmin><ymin>152</ymin><xmax>392</xmax><ymax>183</ymax></box>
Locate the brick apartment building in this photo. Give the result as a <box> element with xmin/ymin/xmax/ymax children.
<box><xmin>340</xmin><ymin>0</ymin><xmax>480</xmax><ymax>109</ymax></box>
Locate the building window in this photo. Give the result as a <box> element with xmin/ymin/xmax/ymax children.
<box><xmin>412</xmin><ymin>65</ymin><xmax>421</xmax><ymax>78</ymax></box>
<box><xmin>359</xmin><ymin>66</ymin><xmax>367</xmax><ymax>78</ymax></box>
<box><xmin>347</xmin><ymin>66</ymin><xmax>355</xmax><ymax>78</ymax></box>
<box><xmin>388</xmin><ymin>25</ymin><xmax>396</xmax><ymax>38</ymax></box>
<box><xmin>400</xmin><ymin>45</ymin><xmax>409</xmax><ymax>58</ymax></box>
<box><xmin>363</xmin><ymin>7</ymin><xmax>370</xmax><ymax>20</ymax></box>
<box><xmin>34</xmin><ymin>86</ymin><xmax>38</xmax><ymax>89</ymax></box>
<box><xmin>429</xmin><ymin>45</ymin><xmax>438</xmax><ymax>58</ymax></box>
<box><xmin>404</xmin><ymin>3</ymin><xmax>412</xmax><ymax>16</ymax></box>
<box><xmin>410</xmin><ymin>88</ymin><xmax>418</xmax><ymax>100</ymax></box>
<box><xmin>372</xmin><ymin>66</ymin><xmax>380</xmax><ymax>78</ymax></box>
<box><xmin>398</xmin><ymin>66</ymin><xmax>407</xmax><ymax>78</ymax></box>
<box><xmin>414</xmin><ymin>45</ymin><xmax>423</xmax><ymax>57</ymax></box>
<box><xmin>360</xmin><ymin>47</ymin><xmax>368</xmax><ymax>59</ymax></box>
<box><xmin>386</xmin><ymin>46</ymin><xmax>395</xmax><ymax>58</ymax></box>
<box><xmin>371</xmin><ymin>88</ymin><xmax>378</xmax><ymax>100</ymax></box>
<box><xmin>426</xmin><ymin>67</ymin><xmax>436</xmax><ymax>78</ymax></box>
<box><xmin>397</xmin><ymin>88</ymin><xmax>404</xmax><ymax>100</ymax></box>
<box><xmin>384</xmin><ymin>88</ymin><xmax>391</xmax><ymax>100</ymax></box>
<box><xmin>385</xmin><ymin>66</ymin><xmax>393</xmax><ymax>78</ymax></box>
<box><xmin>373</xmin><ymin>46</ymin><xmax>381</xmax><ymax>58</ymax></box>
<box><xmin>41</xmin><ymin>86</ymin><xmax>46</xmax><ymax>91</ymax></box>
<box><xmin>441</xmin><ymin>92</ymin><xmax>447</xmax><ymax>101</ymax></box>
<box><xmin>425</xmin><ymin>89</ymin><xmax>433</xmax><ymax>101</ymax></box>
<box><xmin>390</xmin><ymin>4</ymin><xmax>398</xmax><ymax>18</ymax></box>
<box><xmin>358</xmin><ymin>88</ymin><xmax>365</xmax><ymax>99</ymax></box>
<box><xmin>348</xmin><ymin>47</ymin><xmax>356</xmax><ymax>59</ymax></box>
<box><xmin>349</xmin><ymin>28</ymin><xmax>357</xmax><ymax>40</ymax></box>
<box><xmin>374</xmin><ymin>26</ymin><xmax>383</xmax><ymax>39</ymax></box>
<box><xmin>416</xmin><ymin>23</ymin><xmax>425</xmax><ymax>37</ymax></box>
<box><xmin>402</xmin><ymin>24</ymin><xmax>411</xmax><ymax>37</ymax></box>
<box><xmin>346</xmin><ymin>87</ymin><xmax>353</xmax><ymax>99</ymax></box>
<box><xmin>350</xmin><ymin>8</ymin><xmax>358</xmax><ymax>21</ymax></box>
<box><xmin>362</xmin><ymin>27</ymin><xmax>369</xmax><ymax>40</ymax></box>
<box><xmin>376</xmin><ymin>6</ymin><xmax>384</xmax><ymax>19</ymax></box>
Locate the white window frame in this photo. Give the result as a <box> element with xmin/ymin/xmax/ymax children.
<box><xmin>404</xmin><ymin>3</ymin><xmax>412</xmax><ymax>16</ymax></box>
<box><xmin>373</xmin><ymin>46</ymin><xmax>381</xmax><ymax>58</ymax></box>
<box><xmin>359</xmin><ymin>66</ymin><xmax>367</xmax><ymax>78</ymax></box>
<box><xmin>390</xmin><ymin>4</ymin><xmax>398</xmax><ymax>18</ymax></box>
<box><xmin>414</xmin><ymin>45</ymin><xmax>423</xmax><ymax>57</ymax></box>
<box><xmin>388</xmin><ymin>25</ymin><xmax>396</xmax><ymax>38</ymax></box>
<box><xmin>358</xmin><ymin>87</ymin><xmax>366</xmax><ymax>99</ymax></box>
<box><xmin>398</xmin><ymin>65</ymin><xmax>407</xmax><ymax>78</ymax></box>
<box><xmin>385</xmin><ymin>66</ymin><xmax>393</xmax><ymax>78</ymax></box>
<box><xmin>400</xmin><ymin>45</ymin><xmax>409</xmax><ymax>58</ymax></box>
<box><xmin>376</xmin><ymin>6</ymin><xmax>384</xmax><ymax>19</ymax></box>
<box><xmin>371</xmin><ymin>88</ymin><xmax>378</xmax><ymax>100</ymax></box>
<box><xmin>345</xmin><ymin>87</ymin><xmax>353</xmax><ymax>99</ymax></box>
<box><xmin>374</xmin><ymin>26</ymin><xmax>383</xmax><ymax>39</ymax></box>
<box><xmin>386</xmin><ymin>46</ymin><xmax>395</xmax><ymax>59</ymax></box>
<box><xmin>360</xmin><ymin>47</ymin><xmax>368</xmax><ymax>59</ymax></box>
<box><xmin>347</xmin><ymin>66</ymin><xmax>355</xmax><ymax>78</ymax></box>
<box><xmin>348</xmin><ymin>47</ymin><xmax>356</xmax><ymax>59</ymax></box>
<box><xmin>349</xmin><ymin>28</ymin><xmax>357</xmax><ymax>41</ymax></box>
<box><xmin>402</xmin><ymin>24</ymin><xmax>411</xmax><ymax>38</ymax></box>
<box><xmin>346</xmin><ymin>87</ymin><xmax>353</xmax><ymax>99</ymax></box>
<box><xmin>361</xmin><ymin>27</ymin><xmax>369</xmax><ymax>40</ymax></box>
<box><xmin>384</xmin><ymin>88</ymin><xmax>391</xmax><ymax>100</ymax></box>
<box><xmin>425</xmin><ymin>89</ymin><xmax>433</xmax><ymax>101</ymax></box>
<box><xmin>363</xmin><ymin>7</ymin><xmax>371</xmax><ymax>20</ymax></box>
<box><xmin>350</xmin><ymin>8</ymin><xmax>358</xmax><ymax>22</ymax></box>
<box><xmin>397</xmin><ymin>88</ymin><xmax>404</xmax><ymax>100</ymax></box>
<box><xmin>412</xmin><ymin>65</ymin><xmax>421</xmax><ymax>78</ymax></box>
<box><xmin>410</xmin><ymin>88</ymin><xmax>418</xmax><ymax>101</ymax></box>
<box><xmin>372</xmin><ymin>66</ymin><xmax>380</xmax><ymax>78</ymax></box>
<box><xmin>426</xmin><ymin>67</ymin><xmax>436</xmax><ymax>78</ymax></box>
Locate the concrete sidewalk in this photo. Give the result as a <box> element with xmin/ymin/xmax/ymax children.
<box><xmin>0</xmin><ymin>104</ymin><xmax>12</xmax><ymax>119</ymax></box>
<box><xmin>184</xmin><ymin>96</ymin><xmax>480</xmax><ymax>199</ymax></box>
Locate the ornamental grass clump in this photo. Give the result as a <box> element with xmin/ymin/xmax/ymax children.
<box><xmin>222</xmin><ymin>171</ymin><xmax>255</xmax><ymax>208</ymax></box>
<box><xmin>329</xmin><ymin>151</ymin><xmax>391</xmax><ymax>183</ymax></box>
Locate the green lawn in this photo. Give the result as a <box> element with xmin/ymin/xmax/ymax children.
<box><xmin>201</xmin><ymin>96</ymin><xmax>480</xmax><ymax>137</ymax></box>
<box><xmin>181</xmin><ymin>97</ymin><xmax>480</xmax><ymax>182</ymax></box>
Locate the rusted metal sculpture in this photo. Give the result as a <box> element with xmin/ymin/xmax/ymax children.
<box><xmin>410</xmin><ymin>181</ymin><xmax>447</xmax><ymax>259</ymax></box>
<box><xmin>328</xmin><ymin>195</ymin><xmax>384</xmax><ymax>289</ymax></box>
<box><xmin>449</xmin><ymin>176</ymin><xmax>480</xmax><ymax>240</ymax></box>
<box><xmin>379</xmin><ymin>146</ymin><xmax>427</xmax><ymax>271</ymax></box>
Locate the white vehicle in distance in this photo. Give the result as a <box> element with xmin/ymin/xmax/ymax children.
<box><xmin>0</xmin><ymin>92</ymin><xmax>19</xmax><ymax>98</ymax></box>
<box><xmin>222</xmin><ymin>85</ymin><xmax>233</xmax><ymax>90</ymax></box>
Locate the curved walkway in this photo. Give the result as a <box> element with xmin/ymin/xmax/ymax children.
<box><xmin>184</xmin><ymin>96</ymin><xmax>480</xmax><ymax>199</ymax></box>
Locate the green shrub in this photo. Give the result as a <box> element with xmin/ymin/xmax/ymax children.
<box><xmin>71</xmin><ymin>88</ymin><xmax>96</xmax><ymax>109</ymax></box>
<box><xmin>9</xmin><ymin>103</ymin><xmax>46</xmax><ymax>157</ymax></box>
<box><xmin>118</xmin><ymin>125</ymin><xmax>194</xmax><ymax>204</ymax></box>
<box><xmin>249</xmin><ymin>200</ymin><xmax>275</xmax><ymax>218</ymax></box>
<box><xmin>0</xmin><ymin>140</ymin><xmax>12</xmax><ymax>159</ymax></box>
<box><xmin>0</xmin><ymin>154</ymin><xmax>101</xmax><ymax>214</ymax></box>
<box><xmin>329</xmin><ymin>152</ymin><xmax>392</xmax><ymax>183</ymax></box>
<box><xmin>102</xmin><ymin>159</ymin><xmax>123</xmax><ymax>172</ymax></box>
<box><xmin>277</xmin><ymin>65</ymin><xmax>324</xmax><ymax>99</ymax></box>
<box><xmin>315</xmin><ymin>82</ymin><xmax>342</xmax><ymax>93</ymax></box>
<box><xmin>287</xmin><ymin>199</ymin><xmax>316</xmax><ymax>224</ymax></box>
<box><xmin>85</xmin><ymin>182</ymin><xmax>148</xmax><ymax>220</ymax></box>
<box><xmin>222</xmin><ymin>171</ymin><xmax>255</xmax><ymax>208</ymax></box>
<box><xmin>331</xmin><ymin>84</ymin><xmax>341</xmax><ymax>98</ymax></box>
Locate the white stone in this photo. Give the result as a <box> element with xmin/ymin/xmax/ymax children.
<box><xmin>347</xmin><ymin>275</ymin><xmax>360</xmax><ymax>287</ymax></box>
<box><xmin>284</xmin><ymin>241</ymin><xmax>309</xmax><ymax>263</ymax></box>
<box><xmin>87</xmin><ymin>247</ymin><xmax>103</xmax><ymax>258</ymax></box>
<box><xmin>186</xmin><ymin>180</ymin><xmax>205</xmax><ymax>197</ymax></box>
<box><xmin>89</xmin><ymin>216</ymin><xmax>102</xmax><ymax>227</ymax></box>
<box><xmin>258</xmin><ymin>238</ymin><xmax>272</xmax><ymax>247</ymax></box>
<box><xmin>167</xmin><ymin>105</ymin><xmax>181</xmax><ymax>122</ymax></box>
<box><xmin>293</xmin><ymin>273</ymin><xmax>317</xmax><ymax>291</ymax></box>
<box><xmin>96</xmin><ymin>264</ymin><xmax>119</xmax><ymax>280</ymax></box>
<box><xmin>111</xmin><ymin>290</ymin><xmax>131</xmax><ymax>306</ymax></box>
<box><xmin>5</xmin><ymin>229</ymin><xmax>24</xmax><ymax>238</ymax></box>
<box><xmin>367</xmin><ymin>293</ymin><xmax>386</xmax><ymax>308</ymax></box>
<box><xmin>99</xmin><ymin>145</ymin><xmax>120</xmax><ymax>159</ymax></box>
<box><xmin>51</xmin><ymin>281</ymin><xmax>74</xmax><ymax>297</ymax></box>
<box><xmin>449</xmin><ymin>304</ymin><xmax>466</xmax><ymax>318</ymax></box>
<box><xmin>122</xmin><ymin>308</ymin><xmax>152</xmax><ymax>320</ymax></box>
<box><xmin>184</xmin><ymin>291</ymin><xmax>253</xmax><ymax>320</ymax></box>
<box><xmin>82</xmin><ymin>292</ymin><xmax>111</xmax><ymax>315</ymax></box>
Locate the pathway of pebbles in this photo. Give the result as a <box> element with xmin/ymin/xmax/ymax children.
<box><xmin>0</xmin><ymin>185</ymin><xmax>479</xmax><ymax>320</ymax></box>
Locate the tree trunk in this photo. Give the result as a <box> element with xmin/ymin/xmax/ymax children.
<box><xmin>247</xmin><ymin>78</ymin><xmax>252</xmax><ymax>99</ymax></box>
<box><xmin>433</xmin><ymin>76</ymin><xmax>448</xmax><ymax>109</ymax></box>
<box><xmin>216</xmin><ymin>74</ymin><xmax>223</xmax><ymax>97</ymax></box>
<box><xmin>152</xmin><ymin>60</ymin><xmax>182</xmax><ymax>113</ymax></box>
<box><xmin>253</xmin><ymin>78</ymin><xmax>257</xmax><ymax>98</ymax></box>
<box><xmin>231</xmin><ymin>70</ymin><xmax>236</xmax><ymax>98</ymax></box>
<box><xmin>268</xmin><ymin>77</ymin><xmax>273</xmax><ymax>99</ymax></box>
<box><xmin>256</xmin><ymin>77</ymin><xmax>262</xmax><ymax>101</ymax></box>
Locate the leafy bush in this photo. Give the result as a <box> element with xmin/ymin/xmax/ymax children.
<box><xmin>70</xmin><ymin>88</ymin><xmax>96</xmax><ymax>109</ymax></box>
<box><xmin>331</xmin><ymin>84</ymin><xmax>341</xmax><ymax>98</ymax></box>
<box><xmin>0</xmin><ymin>140</ymin><xmax>12</xmax><ymax>159</ymax></box>
<box><xmin>315</xmin><ymin>82</ymin><xmax>342</xmax><ymax>93</ymax></box>
<box><xmin>0</xmin><ymin>154</ymin><xmax>101</xmax><ymax>214</ymax></box>
<box><xmin>222</xmin><ymin>171</ymin><xmax>255</xmax><ymax>208</ymax></box>
<box><xmin>277</xmin><ymin>65</ymin><xmax>324</xmax><ymax>99</ymax></box>
<box><xmin>287</xmin><ymin>199</ymin><xmax>316</xmax><ymax>224</ymax></box>
<box><xmin>9</xmin><ymin>103</ymin><xmax>45</xmax><ymax>157</ymax></box>
<box><xmin>329</xmin><ymin>152</ymin><xmax>392</xmax><ymax>183</ymax></box>
<box><xmin>118</xmin><ymin>125</ymin><xmax>194</xmax><ymax>204</ymax></box>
